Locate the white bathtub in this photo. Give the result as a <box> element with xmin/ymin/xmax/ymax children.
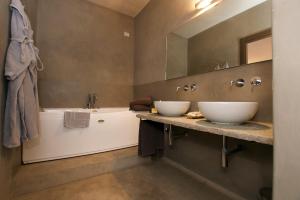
<box><xmin>22</xmin><ymin>108</ymin><xmax>140</xmax><ymax>163</ymax></box>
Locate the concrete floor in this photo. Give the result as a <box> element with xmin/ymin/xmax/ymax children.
<box><xmin>13</xmin><ymin>161</ymin><xmax>233</xmax><ymax>200</ymax></box>
<box><xmin>14</xmin><ymin>147</ymin><xmax>150</xmax><ymax>196</ymax></box>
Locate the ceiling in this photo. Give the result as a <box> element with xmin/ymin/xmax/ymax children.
<box><xmin>174</xmin><ymin>0</ymin><xmax>268</xmax><ymax>38</ymax></box>
<box><xmin>86</xmin><ymin>0</ymin><xmax>150</xmax><ymax>17</ymax></box>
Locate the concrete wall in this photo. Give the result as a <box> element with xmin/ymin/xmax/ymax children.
<box><xmin>135</xmin><ymin>1</ymin><xmax>273</xmax><ymax>199</ymax></box>
<box><xmin>0</xmin><ymin>0</ymin><xmax>37</xmax><ymax>199</ymax></box>
<box><xmin>134</xmin><ymin>62</ymin><xmax>273</xmax><ymax>199</ymax></box>
<box><xmin>36</xmin><ymin>0</ymin><xmax>134</xmax><ymax>108</ymax></box>
<box><xmin>273</xmin><ymin>0</ymin><xmax>300</xmax><ymax>199</ymax></box>
<box><xmin>23</xmin><ymin>0</ymin><xmax>38</xmax><ymax>31</ymax></box>
<box><xmin>166</xmin><ymin>33</ymin><xmax>188</xmax><ymax>79</ymax></box>
<box><xmin>135</xmin><ymin>0</ymin><xmax>197</xmax><ymax>85</ymax></box>
<box><xmin>188</xmin><ymin>1</ymin><xmax>271</xmax><ymax>75</ymax></box>
<box><xmin>136</xmin><ymin>61</ymin><xmax>273</xmax><ymax>122</ymax></box>
<box><xmin>166</xmin><ymin>127</ymin><xmax>273</xmax><ymax>200</ymax></box>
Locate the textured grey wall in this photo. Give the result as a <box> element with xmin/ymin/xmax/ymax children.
<box><xmin>166</xmin><ymin>127</ymin><xmax>273</xmax><ymax>200</ymax></box>
<box><xmin>188</xmin><ymin>1</ymin><xmax>271</xmax><ymax>75</ymax></box>
<box><xmin>273</xmin><ymin>0</ymin><xmax>300</xmax><ymax>199</ymax></box>
<box><xmin>23</xmin><ymin>0</ymin><xmax>38</xmax><ymax>31</ymax></box>
<box><xmin>36</xmin><ymin>0</ymin><xmax>134</xmax><ymax>108</ymax></box>
<box><xmin>0</xmin><ymin>0</ymin><xmax>37</xmax><ymax>198</ymax></box>
<box><xmin>135</xmin><ymin>1</ymin><xmax>273</xmax><ymax>199</ymax></box>
<box><xmin>166</xmin><ymin>33</ymin><xmax>188</xmax><ymax>79</ymax></box>
<box><xmin>135</xmin><ymin>0</ymin><xmax>197</xmax><ymax>85</ymax></box>
<box><xmin>135</xmin><ymin>61</ymin><xmax>273</xmax><ymax>122</ymax></box>
<box><xmin>134</xmin><ymin>62</ymin><xmax>273</xmax><ymax>199</ymax></box>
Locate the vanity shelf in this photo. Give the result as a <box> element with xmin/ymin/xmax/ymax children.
<box><xmin>136</xmin><ymin>113</ymin><xmax>273</xmax><ymax>145</ymax></box>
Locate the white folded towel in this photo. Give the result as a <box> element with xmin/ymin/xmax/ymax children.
<box><xmin>64</xmin><ymin>112</ymin><xmax>90</xmax><ymax>128</ymax></box>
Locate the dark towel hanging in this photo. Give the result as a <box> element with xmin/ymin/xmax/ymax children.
<box><xmin>138</xmin><ymin>120</ymin><xmax>164</xmax><ymax>157</ymax></box>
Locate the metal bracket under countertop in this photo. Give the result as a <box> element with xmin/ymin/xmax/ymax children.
<box><xmin>221</xmin><ymin>136</ymin><xmax>244</xmax><ymax>168</ymax></box>
<box><xmin>164</xmin><ymin>124</ymin><xmax>173</xmax><ymax>146</ymax></box>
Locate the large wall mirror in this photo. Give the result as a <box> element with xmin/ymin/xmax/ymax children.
<box><xmin>166</xmin><ymin>0</ymin><xmax>272</xmax><ymax>80</ymax></box>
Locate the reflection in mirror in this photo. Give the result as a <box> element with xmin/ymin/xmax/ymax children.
<box><xmin>247</xmin><ymin>37</ymin><xmax>272</xmax><ymax>64</ymax></box>
<box><xmin>240</xmin><ymin>29</ymin><xmax>272</xmax><ymax>65</ymax></box>
<box><xmin>166</xmin><ymin>33</ymin><xmax>188</xmax><ymax>79</ymax></box>
<box><xmin>166</xmin><ymin>0</ymin><xmax>272</xmax><ymax>80</ymax></box>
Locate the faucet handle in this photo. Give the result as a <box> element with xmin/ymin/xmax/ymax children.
<box><xmin>190</xmin><ymin>84</ymin><xmax>197</xmax><ymax>92</ymax></box>
<box><xmin>250</xmin><ymin>76</ymin><xmax>262</xmax><ymax>86</ymax></box>
<box><xmin>183</xmin><ymin>85</ymin><xmax>189</xmax><ymax>91</ymax></box>
<box><xmin>230</xmin><ymin>79</ymin><xmax>245</xmax><ymax>87</ymax></box>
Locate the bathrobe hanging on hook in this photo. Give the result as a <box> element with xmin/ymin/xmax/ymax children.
<box><xmin>3</xmin><ymin>0</ymin><xmax>44</xmax><ymax>148</ymax></box>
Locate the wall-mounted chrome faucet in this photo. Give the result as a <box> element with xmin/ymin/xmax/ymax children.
<box><xmin>230</xmin><ymin>78</ymin><xmax>245</xmax><ymax>87</ymax></box>
<box><xmin>176</xmin><ymin>84</ymin><xmax>197</xmax><ymax>92</ymax></box>
<box><xmin>190</xmin><ymin>84</ymin><xmax>197</xmax><ymax>91</ymax></box>
<box><xmin>87</xmin><ymin>93</ymin><xmax>98</xmax><ymax>109</ymax></box>
<box><xmin>183</xmin><ymin>85</ymin><xmax>189</xmax><ymax>91</ymax></box>
<box><xmin>250</xmin><ymin>76</ymin><xmax>262</xmax><ymax>86</ymax></box>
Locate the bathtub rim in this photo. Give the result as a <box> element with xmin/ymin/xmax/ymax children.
<box><xmin>41</xmin><ymin>107</ymin><xmax>131</xmax><ymax>113</ymax></box>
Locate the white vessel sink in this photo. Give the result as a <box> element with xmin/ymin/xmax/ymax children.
<box><xmin>154</xmin><ymin>101</ymin><xmax>191</xmax><ymax>117</ymax></box>
<box><xmin>198</xmin><ymin>102</ymin><xmax>258</xmax><ymax>124</ymax></box>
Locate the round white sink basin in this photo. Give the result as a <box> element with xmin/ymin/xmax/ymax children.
<box><xmin>198</xmin><ymin>102</ymin><xmax>258</xmax><ymax>124</ymax></box>
<box><xmin>154</xmin><ymin>101</ymin><xmax>191</xmax><ymax>117</ymax></box>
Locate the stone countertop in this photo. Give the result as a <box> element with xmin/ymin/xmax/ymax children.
<box><xmin>136</xmin><ymin>113</ymin><xmax>273</xmax><ymax>145</ymax></box>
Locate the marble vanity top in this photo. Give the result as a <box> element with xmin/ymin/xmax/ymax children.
<box><xmin>136</xmin><ymin>113</ymin><xmax>273</xmax><ymax>145</ymax></box>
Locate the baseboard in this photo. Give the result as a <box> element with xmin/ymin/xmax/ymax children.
<box><xmin>162</xmin><ymin>157</ymin><xmax>248</xmax><ymax>200</ymax></box>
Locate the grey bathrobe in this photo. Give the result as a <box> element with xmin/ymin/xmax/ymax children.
<box><xmin>3</xmin><ymin>0</ymin><xmax>43</xmax><ymax>148</ymax></box>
